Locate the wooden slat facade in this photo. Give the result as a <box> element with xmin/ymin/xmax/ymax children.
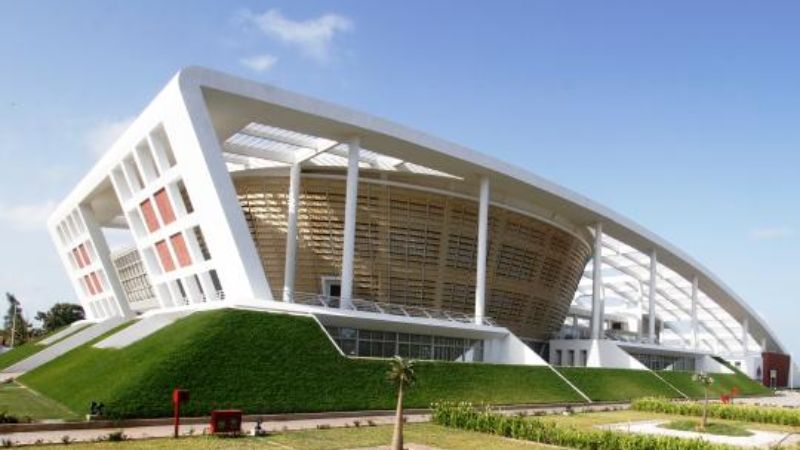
<box><xmin>236</xmin><ymin>175</ymin><xmax>591</xmax><ymax>341</ymax></box>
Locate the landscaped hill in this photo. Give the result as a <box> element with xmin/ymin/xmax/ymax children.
<box><xmin>556</xmin><ymin>367</ymin><xmax>682</xmax><ymax>401</ymax></box>
<box><xmin>657</xmin><ymin>370</ymin><xmax>771</xmax><ymax>398</ymax></box>
<box><xmin>20</xmin><ymin>309</ymin><xmax>584</xmax><ymax>419</ymax></box>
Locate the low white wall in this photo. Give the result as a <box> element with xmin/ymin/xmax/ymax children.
<box><xmin>549</xmin><ymin>339</ymin><xmax>648</xmax><ymax>370</ymax></box>
<box><xmin>483</xmin><ymin>333</ymin><xmax>548</xmax><ymax>366</ymax></box>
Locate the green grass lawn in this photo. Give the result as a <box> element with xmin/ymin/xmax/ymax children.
<box><xmin>0</xmin><ymin>324</ymin><xmax>90</xmax><ymax>371</ymax></box>
<box><xmin>555</xmin><ymin>367</ymin><xmax>679</xmax><ymax>401</ymax></box>
<box><xmin>660</xmin><ymin>419</ymin><xmax>753</xmax><ymax>436</ymax></box>
<box><xmin>657</xmin><ymin>370</ymin><xmax>772</xmax><ymax>398</ymax></box>
<box><xmin>21</xmin><ymin>309</ymin><xmax>584</xmax><ymax>419</ymax></box>
<box><xmin>21</xmin><ymin>423</ymin><xmax>554</xmax><ymax>449</ymax></box>
<box><xmin>0</xmin><ymin>382</ymin><xmax>79</xmax><ymax>421</ymax></box>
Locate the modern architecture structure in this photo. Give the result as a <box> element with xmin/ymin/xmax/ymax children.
<box><xmin>48</xmin><ymin>67</ymin><xmax>795</xmax><ymax>387</ymax></box>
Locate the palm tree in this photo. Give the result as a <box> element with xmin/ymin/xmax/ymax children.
<box><xmin>692</xmin><ymin>372</ymin><xmax>715</xmax><ymax>430</ymax></box>
<box><xmin>387</xmin><ymin>356</ymin><xmax>416</xmax><ymax>450</ymax></box>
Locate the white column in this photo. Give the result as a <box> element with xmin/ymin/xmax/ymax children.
<box><xmin>691</xmin><ymin>276</ymin><xmax>699</xmax><ymax>349</ymax></box>
<box><xmin>474</xmin><ymin>176</ymin><xmax>490</xmax><ymax>325</ymax></box>
<box><xmin>648</xmin><ymin>249</ymin><xmax>657</xmax><ymax>344</ymax></box>
<box><xmin>282</xmin><ymin>162</ymin><xmax>301</xmax><ymax>303</ymax></box>
<box><xmin>741</xmin><ymin>317</ymin><xmax>749</xmax><ymax>355</ymax></box>
<box><xmin>340</xmin><ymin>136</ymin><xmax>360</xmax><ymax>308</ymax></box>
<box><xmin>590</xmin><ymin>223</ymin><xmax>604</xmax><ymax>340</ymax></box>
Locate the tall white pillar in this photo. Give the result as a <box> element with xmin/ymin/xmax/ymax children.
<box><xmin>474</xmin><ymin>176</ymin><xmax>490</xmax><ymax>325</ymax></box>
<box><xmin>691</xmin><ymin>276</ymin><xmax>699</xmax><ymax>349</ymax></box>
<box><xmin>648</xmin><ymin>249</ymin><xmax>657</xmax><ymax>344</ymax></box>
<box><xmin>590</xmin><ymin>223</ymin><xmax>604</xmax><ymax>340</ymax></box>
<box><xmin>741</xmin><ymin>317</ymin><xmax>749</xmax><ymax>355</ymax></box>
<box><xmin>282</xmin><ymin>162</ymin><xmax>301</xmax><ymax>303</ymax></box>
<box><xmin>340</xmin><ymin>136</ymin><xmax>360</xmax><ymax>308</ymax></box>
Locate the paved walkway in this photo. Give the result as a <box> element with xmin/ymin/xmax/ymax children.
<box><xmin>602</xmin><ymin>420</ymin><xmax>800</xmax><ymax>448</ymax></box>
<box><xmin>736</xmin><ymin>390</ymin><xmax>800</xmax><ymax>408</ymax></box>
<box><xmin>0</xmin><ymin>414</ymin><xmax>430</xmax><ymax>446</ymax></box>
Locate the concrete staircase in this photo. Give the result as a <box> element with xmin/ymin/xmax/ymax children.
<box><xmin>94</xmin><ymin>311</ymin><xmax>192</xmax><ymax>349</ymax></box>
<box><xmin>2</xmin><ymin>317</ymin><xmax>127</xmax><ymax>376</ymax></box>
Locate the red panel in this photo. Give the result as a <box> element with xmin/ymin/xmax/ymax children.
<box><xmin>84</xmin><ymin>275</ymin><xmax>95</xmax><ymax>296</ymax></box>
<box><xmin>154</xmin><ymin>188</ymin><xmax>176</xmax><ymax>225</ymax></box>
<box><xmin>79</xmin><ymin>244</ymin><xmax>91</xmax><ymax>266</ymax></box>
<box><xmin>140</xmin><ymin>199</ymin><xmax>160</xmax><ymax>232</ymax></box>
<box><xmin>72</xmin><ymin>248</ymin><xmax>84</xmax><ymax>268</ymax></box>
<box><xmin>762</xmin><ymin>352</ymin><xmax>790</xmax><ymax>387</ymax></box>
<box><xmin>156</xmin><ymin>240</ymin><xmax>175</xmax><ymax>272</ymax></box>
<box><xmin>90</xmin><ymin>272</ymin><xmax>103</xmax><ymax>293</ymax></box>
<box><xmin>170</xmin><ymin>233</ymin><xmax>192</xmax><ymax>268</ymax></box>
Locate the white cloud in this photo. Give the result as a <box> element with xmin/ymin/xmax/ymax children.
<box><xmin>241</xmin><ymin>9</ymin><xmax>353</xmax><ymax>62</ymax></box>
<box><xmin>0</xmin><ymin>201</ymin><xmax>56</xmax><ymax>231</ymax></box>
<box><xmin>85</xmin><ymin>117</ymin><xmax>135</xmax><ymax>157</ymax></box>
<box><xmin>239</xmin><ymin>54</ymin><xmax>278</xmax><ymax>72</ymax></box>
<box><xmin>750</xmin><ymin>226</ymin><xmax>794</xmax><ymax>241</ymax></box>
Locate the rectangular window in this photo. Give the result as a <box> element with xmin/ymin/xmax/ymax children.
<box><xmin>555</xmin><ymin>350</ymin><xmax>563</xmax><ymax>366</ymax></box>
<box><xmin>84</xmin><ymin>275</ymin><xmax>96</xmax><ymax>296</ymax></box>
<box><xmin>72</xmin><ymin>248</ymin><xmax>84</xmax><ymax>268</ymax></box>
<box><xmin>140</xmin><ymin>199</ymin><xmax>160</xmax><ymax>232</ymax></box>
<box><xmin>581</xmin><ymin>350</ymin><xmax>588</xmax><ymax>367</ymax></box>
<box><xmin>90</xmin><ymin>272</ymin><xmax>103</xmax><ymax>293</ymax></box>
<box><xmin>170</xmin><ymin>233</ymin><xmax>192</xmax><ymax>267</ymax></box>
<box><xmin>154</xmin><ymin>188</ymin><xmax>176</xmax><ymax>225</ymax></box>
<box><xmin>79</xmin><ymin>244</ymin><xmax>91</xmax><ymax>266</ymax></box>
<box><xmin>155</xmin><ymin>240</ymin><xmax>175</xmax><ymax>272</ymax></box>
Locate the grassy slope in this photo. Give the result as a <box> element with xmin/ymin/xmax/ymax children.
<box><xmin>21</xmin><ymin>309</ymin><xmax>583</xmax><ymax>419</ymax></box>
<box><xmin>0</xmin><ymin>324</ymin><xmax>89</xmax><ymax>371</ymax></box>
<box><xmin>0</xmin><ymin>382</ymin><xmax>79</xmax><ymax>421</ymax></box>
<box><xmin>657</xmin><ymin>370</ymin><xmax>771</xmax><ymax>398</ymax></box>
<box><xmin>556</xmin><ymin>367</ymin><xmax>679</xmax><ymax>401</ymax></box>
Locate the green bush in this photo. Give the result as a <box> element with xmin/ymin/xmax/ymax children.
<box><xmin>432</xmin><ymin>401</ymin><xmax>740</xmax><ymax>450</ymax></box>
<box><xmin>632</xmin><ymin>397</ymin><xmax>800</xmax><ymax>426</ymax></box>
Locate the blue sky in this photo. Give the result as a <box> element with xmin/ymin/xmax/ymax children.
<box><xmin>0</xmin><ymin>1</ymin><xmax>797</xmax><ymax>355</ymax></box>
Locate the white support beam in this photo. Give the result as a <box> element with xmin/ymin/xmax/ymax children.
<box><xmin>282</xmin><ymin>162</ymin><xmax>301</xmax><ymax>302</ymax></box>
<box><xmin>340</xmin><ymin>136</ymin><xmax>360</xmax><ymax>308</ymax></box>
<box><xmin>474</xmin><ymin>176</ymin><xmax>490</xmax><ymax>325</ymax></box>
<box><xmin>590</xmin><ymin>223</ymin><xmax>604</xmax><ymax>340</ymax></box>
<box><xmin>742</xmin><ymin>317</ymin><xmax>749</xmax><ymax>355</ymax></box>
<box><xmin>648</xmin><ymin>249</ymin><xmax>657</xmax><ymax>344</ymax></box>
<box><xmin>692</xmin><ymin>276</ymin><xmax>699</xmax><ymax>349</ymax></box>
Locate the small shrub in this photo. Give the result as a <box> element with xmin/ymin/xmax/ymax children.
<box><xmin>353</xmin><ymin>420</ymin><xmax>361</xmax><ymax>427</ymax></box>
<box><xmin>1</xmin><ymin>439</ymin><xmax>13</xmax><ymax>448</ymax></box>
<box><xmin>316</xmin><ymin>424</ymin><xmax>331</xmax><ymax>430</ymax></box>
<box><xmin>431</xmin><ymin>401</ymin><xmax>741</xmax><ymax>450</ymax></box>
<box><xmin>0</xmin><ymin>412</ymin><xmax>19</xmax><ymax>424</ymax></box>
<box><xmin>367</xmin><ymin>420</ymin><xmax>376</xmax><ymax>427</ymax></box>
<box><xmin>632</xmin><ymin>397</ymin><xmax>800</xmax><ymax>427</ymax></box>
<box><xmin>60</xmin><ymin>435</ymin><xmax>72</xmax><ymax>445</ymax></box>
<box><xmin>106</xmin><ymin>431</ymin><xmax>126</xmax><ymax>442</ymax></box>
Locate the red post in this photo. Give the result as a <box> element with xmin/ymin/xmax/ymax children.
<box><xmin>172</xmin><ymin>389</ymin><xmax>189</xmax><ymax>438</ymax></box>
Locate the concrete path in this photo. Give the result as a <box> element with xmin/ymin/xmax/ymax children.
<box><xmin>0</xmin><ymin>414</ymin><xmax>430</xmax><ymax>446</ymax></box>
<box><xmin>2</xmin><ymin>318</ymin><xmax>125</xmax><ymax>375</ymax></box>
<box><xmin>736</xmin><ymin>390</ymin><xmax>800</xmax><ymax>408</ymax></box>
<box><xmin>602</xmin><ymin>420</ymin><xmax>800</xmax><ymax>448</ymax></box>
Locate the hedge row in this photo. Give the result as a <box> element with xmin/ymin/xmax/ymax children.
<box><xmin>632</xmin><ymin>397</ymin><xmax>800</xmax><ymax>426</ymax></box>
<box><xmin>431</xmin><ymin>401</ymin><xmax>739</xmax><ymax>450</ymax></box>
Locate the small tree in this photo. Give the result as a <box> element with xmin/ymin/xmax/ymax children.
<box><xmin>387</xmin><ymin>356</ymin><xmax>416</xmax><ymax>450</ymax></box>
<box><xmin>693</xmin><ymin>372</ymin><xmax>715</xmax><ymax>430</ymax></box>
<box><xmin>35</xmin><ymin>303</ymin><xmax>85</xmax><ymax>333</ymax></box>
<box><xmin>4</xmin><ymin>293</ymin><xmax>30</xmax><ymax>347</ymax></box>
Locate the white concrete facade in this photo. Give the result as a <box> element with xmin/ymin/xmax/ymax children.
<box><xmin>48</xmin><ymin>67</ymin><xmax>789</xmax><ymax>378</ymax></box>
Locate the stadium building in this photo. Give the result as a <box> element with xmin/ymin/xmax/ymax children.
<box><xmin>48</xmin><ymin>67</ymin><xmax>795</xmax><ymax>387</ymax></box>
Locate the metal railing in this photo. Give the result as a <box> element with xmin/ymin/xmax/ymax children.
<box><xmin>291</xmin><ymin>292</ymin><xmax>498</xmax><ymax>327</ymax></box>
